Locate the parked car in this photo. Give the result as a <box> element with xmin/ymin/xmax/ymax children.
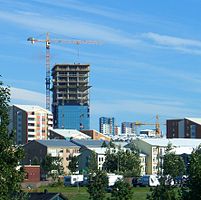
<box><xmin>132</xmin><ymin>177</ymin><xmax>143</xmax><ymax>187</ymax></box>
<box><xmin>133</xmin><ymin>175</ymin><xmax>160</xmax><ymax>187</ymax></box>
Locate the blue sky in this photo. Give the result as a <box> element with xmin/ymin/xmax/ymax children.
<box><xmin>1</xmin><ymin>0</ymin><xmax>201</xmax><ymax>132</ymax></box>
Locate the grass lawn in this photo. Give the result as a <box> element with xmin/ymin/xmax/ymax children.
<box><xmin>33</xmin><ymin>185</ymin><xmax>151</xmax><ymax>200</ymax></box>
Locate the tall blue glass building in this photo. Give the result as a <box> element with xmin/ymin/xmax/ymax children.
<box><xmin>52</xmin><ymin>64</ymin><xmax>91</xmax><ymax>130</ymax></box>
<box><xmin>58</xmin><ymin>105</ymin><xmax>89</xmax><ymax>130</ymax></box>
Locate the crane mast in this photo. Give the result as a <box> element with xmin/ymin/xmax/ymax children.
<box><xmin>45</xmin><ymin>33</ymin><xmax>50</xmax><ymax>110</ymax></box>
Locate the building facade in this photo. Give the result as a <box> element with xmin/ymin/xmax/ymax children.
<box><xmin>9</xmin><ymin>105</ymin><xmax>53</xmax><ymax>144</ymax></box>
<box><xmin>167</xmin><ymin>118</ymin><xmax>201</xmax><ymax>138</ymax></box>
<box><xmin>99</xmin><ymin>117</ymin><xmax>115</xmax><ymax>135</ymax></box>
<box><xmin>121</xmin><ymin>122</ymin><xmax>135</xmax><ymax>135</ymax></box>
<box><xmin>23</xmin><ymin>140</ymin><xmax>80</xmax><ymax>175</ymax></box>
<box><xmin>131</xmin><ymin>138</ymin><xmax>201</xmax><ymax>175</ymax></box>
<box><xmin>78</xmin><ymin>147</ymin><xmax>107</xmax><ymax>172</ymax></box>
<box><xmin>52</xmin><ymin>64</ymin><xmax>91</xmax><ymax>130</ymax></box>
<box><xmin>81</xmin><ymin>130</ymin><xmax>111</xmax><ymax>141</ymax></box>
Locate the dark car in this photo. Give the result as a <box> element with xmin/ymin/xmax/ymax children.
<box><xmin>132</xmin><ymin>177</ymin><xmax>142</xmax><ymax>187</ymax></box>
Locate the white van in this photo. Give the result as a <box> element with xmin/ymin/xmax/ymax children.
<box><xmin>64</xmin><ymin>175</ymin><xmax>84</xmax><ymax>186</ymax></box>
<box><xmin>107</xmin><ymin>173</ymin><xmax>123</xmax><ymax>186</ymax></box>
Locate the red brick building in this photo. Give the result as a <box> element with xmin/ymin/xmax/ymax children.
<box><xmin>24</xmin><ymin>165</ymin><xmax>40</xmax><ymax>182</ymax></box>
<box><xmin>81</xmin><ymin>130</ymin><xmax>111</xmax><ymax>141</ymax></box>
<box><xmin>167</xmin><ymin>118</ymin><xmax>201</xmax><ymax>138</ymax></box>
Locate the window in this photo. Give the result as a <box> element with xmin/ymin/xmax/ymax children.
<box><xmin>190</xmin><ymin>125</ymin><xmax>196</xmax><ymax>138</ymax></box>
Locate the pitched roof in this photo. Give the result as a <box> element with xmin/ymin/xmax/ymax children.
<box><xmin>71</xmin><ymin>139</ymin><xmax>109</xmax><ymax>147</ymax></box>
<box><xmin>28</xmin><ymin>192</ymin><xmax>67</xmax><ymax>200</ymax></box>
<box><xmin>51</xmin><ymin>129</ymin><xmax>90</xmax><ymax>139</ymax></box>
<box><xmin>13</xmin><ymin>104</ymin><xmax>52</xmax><ymax>115</ymax></box>
<box><xmin>139</xmin><ymin>138</ymin><xmax>201</xmax><ymax>148</ymax></box>
<box><xmin>185</xmin><ymin>117</ymin><xmax>201</xmax><ymax>125</ymax></box>
<box><xmin>36</xmin><ymin>140</ymin><xmax>79</xmax><ymax>148</ymax></box>
<box><xmin>87</xmin><ymin>147</ymin><xmax>108</xmax><ymax>154</ymax></box>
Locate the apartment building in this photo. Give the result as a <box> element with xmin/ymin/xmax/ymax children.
<box><xmin>167</xmin><ymin>118</ymin><xmax>201</xmax><ymax>138</ymax></box>
<box><xmin>23</xmin><ymin>140</ymin><xmax>80</xmax><ymax>175</ymax></box>
<box><xmin>52</xmin><ymin>64</ymin><xmax>91</xmax><ymax>130</ymax></box>
<box><xmin>81</xmin><ymin>129</ymin><xmax>111</xmax><ymax>141</ymax></box>
<box><xmin>9</xmin><ymin>105</ymin><xmax>53</xmax><ymax>144</ymax></box>
<box><xmin>79</xmin><ymin>147</ymin><xmax>107</xmax><ymax>172</ymax></box>
<box><xmin>132</xmin><ymin>138</ymin><xmax>201</xmax><ymax>175</ymax></box>
<box><xmin>99</xmin><ymin>117</ymin><xmax>115</xmax><ymax>135</ymax></box>
<box><xmin>79</xmin><ymin>146</ymin><xmax>146</xmax><ymax>175</ymax></box>
<box><xmin>121</xmin><ymin>122</ymin><xmax>135</xmax><ymax>135</ymax></box>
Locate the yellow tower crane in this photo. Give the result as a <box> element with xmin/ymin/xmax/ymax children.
<box><xmin>27</xmin><ymin>32</ymin><xmax>99</xmax><ymax>110</ymax></box>
<box><xmin>133</xmin><ymin>115</ymin><xmax>166</xmax><ymax>136</ymax></box>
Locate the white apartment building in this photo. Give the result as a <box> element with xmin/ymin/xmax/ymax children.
<box><xmin>9</xmin><ymin>104</ymin><xmax>53</xmax><ymax>144</ymax></box>
<box><xmin>132</xmin><ymin>138</ymin><xmax>201</xmax><ymax>175</ymax></box>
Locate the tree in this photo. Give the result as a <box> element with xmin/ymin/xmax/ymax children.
<box><xmin>0</xmin><ymin>80</ymin><xmax>26</xmax><ymax>199</ymax></box>
<box><xmin>117</xmin><ymin>150</ymin><xmax>141</xmax><ymax>177</ymax></box>
<box><xmin>41</xmin><ymin>154</ymin><xmax>64</xmax><ymax>180</ymax></box>
<box><xmin>101</xmin><ymin>141</ymin><xmax>108</xmax><ymax>148</ymax></box>
<box><xmin>104</xmin><ymin>148</ymin><xmax>141</xmax><ymax>177</ymax></box>
<box><xmin>32</xmin><ymin>156</ymin><xmax>40</xmax><ymax>165</ymax></box>
<box><xmin>163</xmin><ymin>143</ymin><xmax>185</xmax><ymax>179</ymax></box>
<box><xmin>68</xmin><ymin>155</ymin><xmax>78</xmax><ymax>174</ymax></box>
<box><xmin>104</xmin><ymin>149</ymin><xmax>118</xmax><ymax>173</ymax></box>
<box><xmin>87</xmin><ymin>170</ymin><xmax>108</xmax><ymax>200</ymax></box>
<box><xmin>188</xmin><ymin>145</ymin><xmax>201</xmax><ymax>200</ymax></box>
<box><xmin>108</xmin><ymin>140</ymin><xmax>116</xmax><ymax>148</ymax></box>
<box><xmin>110</xmin><ymin>179</ymin><xmax>133</xmax><ymax>200</ymax></box>
<box><xmin>147</xmin><ymin>177</ymin><xmax>182</xmax><ymax>200</ymax></box>
<box><xmin>87</xmin><ymin>151</ymin><xmax>98</xmax><ymax>173</ymax></box>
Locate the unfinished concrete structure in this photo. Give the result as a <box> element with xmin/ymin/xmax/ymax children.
<box><xmin>52</xmin><ymin>64</ymin><xmax>91</xmax><ymax>130</ymax></box>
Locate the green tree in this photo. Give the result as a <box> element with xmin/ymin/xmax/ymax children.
<box><xmin>188</xmin><ymin>145</ymin><xmax>201</xmax><ymax>200</ymax></box>
<box><xmin>41</xmin><ymin>154</ymin><xmax>64</xmax><ymax>180</ymax></box>
<box><xmin>104</xmin><ymin>149</ymin><xmax>118</xmax><ymax>173</ymax></box>
<box><xmin>32</xmin><ymin>156</ymin><xmax>40</xmax><ymax>165</ymax></box>
<box><xmin>68</xmin><ymin>155</ymin><xmax>78</xmax><ymax>174</ymax></box>
<box><xmin>117</xmin><ymin>150</ymin><xmax>141</xmax><ymax>177</ymax></box>
<box><xmin>87</xmin><ymin>151</ymin><xmax>98</xmax><ymax>173</ymax></box>
<box><xmin>110</xmin><ymin>179</ymin><xmax>133</xmax><ymax>200</ymax></box>
<box><xmin>0</xmin><ymin>80</ymin><xmax>26</xmax><ymax>199</ymax></box>
<box><xmin>101</xmin><ymin>141</ymin><xmax>108</xmax><ymax>148</ymax></box>
<box><xmin>104</xmin><ymin>148</ymin><xmax>141</xmax><ymax>177</ymax></box>
<box><xmin>108</xmin><ymin>140</ymin><xmax>116</xmax><ymax>148</ymax></box>
<box><xmin>147</xmin><ymin>177</ymin><xmax>182</xmax><ymax>200</ymax></box>
<box><xmin>87</xmin><ymin>170</ymin><xmax>108</xmax><ymax>200</ymax></box>
<box><xmin>163</xmin><ymin>143</ymin><xmax>185</xmax><ymax>179</ymax></box>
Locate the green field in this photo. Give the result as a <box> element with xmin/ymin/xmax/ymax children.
<box><xmin>34</xmin><ymin>185</ymin><xmax>151</xmax><ymax>200</ymax></box>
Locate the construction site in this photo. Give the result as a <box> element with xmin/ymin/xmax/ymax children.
<box><xmin>27</xmin><ymin>33</ymin><xmax>97</xmax><ymax>131</ymax></box>
<box><xmin>27</xmin><ymin>33</ymin><xmax>167</xmax><ymax>138</ymax></box>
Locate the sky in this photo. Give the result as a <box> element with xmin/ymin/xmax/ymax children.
<box><xmin>1</xmin><ymin>0</ymin><xmax>201</xmax><ymax>133</ymax></box>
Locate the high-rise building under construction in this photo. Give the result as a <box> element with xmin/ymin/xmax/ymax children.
<box><xmin>52</xmin><ymin>64</ymin><xmax>91</xmax><ymax>130</ymax></box>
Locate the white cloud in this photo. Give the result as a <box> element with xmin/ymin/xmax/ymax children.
<box><xmin>91</xmin><ymin>99</ymin><xmax>201</xmax><ymax>119</ymax></box>
<box><xmin>0</xmin><ymin>10</ymin><xmax>141</xmax><ymax>47</ymax></box>
<box><xmin>10</xmin><ymin>87</ymin><xmax>45</xmax><ymax>107</ymax></box>
<box><xmin>32</xmin><ymin>0</ymin><xmax>130</xmax><ymax>21</ymax></box>
<box><xmin>143</xmin><ymin>32</ymin><xmax>201</xmax><ymax>47</ymax></box>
